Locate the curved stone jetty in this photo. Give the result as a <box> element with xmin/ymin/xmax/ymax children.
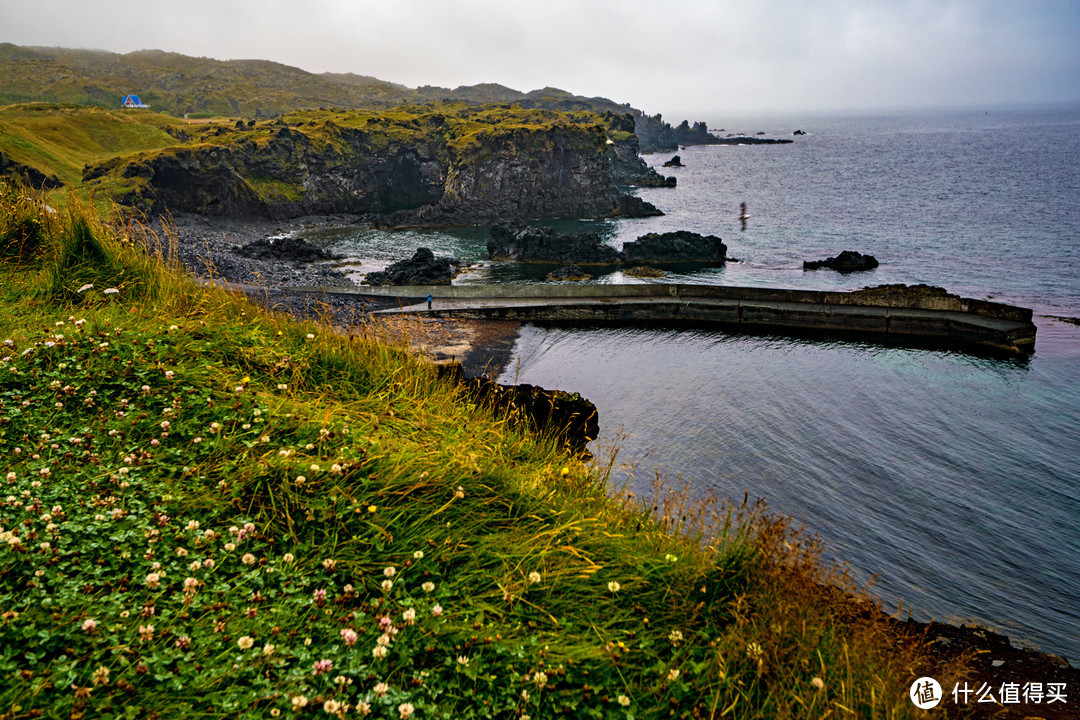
<box><xmin>290</xmin><ymin>283</ymin><xmax>1037</xmax><ymax>356</ymax></box>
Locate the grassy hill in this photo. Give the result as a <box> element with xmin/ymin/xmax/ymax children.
<box><xmin>0</xmin><ymin>44</ymin><xmax>631</xmax><ymax>120</ymax></box>
<box><xmin>0</xmin><ymin>182</ymin><xmax>956</xmax><ymax>719</ymax></box>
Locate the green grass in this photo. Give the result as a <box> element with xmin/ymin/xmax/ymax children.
<box><xmin>0</xmin><ymin>184</ymin><xmax>962</xmax><ymax>718</ymax></box>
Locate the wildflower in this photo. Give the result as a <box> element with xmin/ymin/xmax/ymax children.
<box><xmin>560</xmin><ymin>467</ymin><xmax>569</xmax><ymax>476</ymax></box>
<box><xmin>811</xmin><ymin>677</ymin><xmax>825</xmax><ymax>690</ymax></box>
<box><xmin>528</xmin><ymin>571</ymin><xmax>541</xmax><ymax>584</ymax></box>
<box><xmin>209</xmin><ymin>422</ymin><xmax>221</xmax><ymax>433</ymax></box>
<box><xmin>237</xmin><ymin>636</ymin><xmax>255</xmax><ymax>650</ymax></box>
<box><xmin>746</xmin><ymin>642</ymin><xmax>764</xmax><ymax>661</ymax></box>
<box><xmin>6</xmin><ymin>472</ymin><xmax>15</xmax><ymax>482</ymax></box>
<box><xmin>183</xmin><ymin>577</ymin><xmax>199</xmax><ymax>594</ymax></box>
<box><xmin>383</xmin><ymin>566</ymin><xmax>396</xmax><ymax>578</ymax></box>
<box><xmin>185</xmin><ymin>520</ymin><xmax>200</xmax><ymax>531</ymax></box>
<box><xmin>202</xmin><ymin>558</ymin><xmax>215</xmax><ymax>569</ymax></box>
<box><xmin>176</xmin><ymin>636</ymin><xmax>191</xmax><ymax>651</ymax></box>
<box><xmin>242</xmin><ymin>553</ymin><xmax>256</xmax><ymax>565</ymax></box>
<box><xmin>82</xmin><ymin>618</ymin><xmax>97</xmax><ymax>633</ymax></box>
<box><xmin>534</xmin><ymin>671</ymin><xmax>548</xmax><ymax>688</ymax></box>
<box><xmin>373</xmin><ymin>683</ymin><xmax>389</xmax><ymax>697</ymax></box>
<box><xmin>454</xmin><ymin>485</ymin><xmax>465</xmax><ymax>499</ymax></box>
<box><xmin>618</xmin><ymin>694</ymin><xmax>630</xmax><ymax>707</ymax></box>
<box><xmin>313</xmin><ymin>659</ymin><xmax>333</xmax><ymax>675</ymax></box>
<box><xmin>189</xmin><ymin>560</ymin><xmax>202</xmax><ymax>572</ymax></box>
<box><xmin>263</xmin><ymin>643</ymin><xmax>276</xmax><ymax>656</ymax></box>
<box><xmin>669</xmin><ymin>629</ymin><xmax>684</xmax><ymax>647</ymax></box>
<box><xmin>341</xmin><ymin>628</ymin><xmax>358</xmax><ymax>646</ymax></box>
<box><xmin>139</xmin><ymin>625</ymin><xmax>155</xmax><ymax>641</ymax></box>
<box><xmin>322</xmin><ymin>558</ymin><xmax>336</xmax><ymax>570</ymax></box>
<box><xmin>381</xmin><ymin>579</ymin><xmax>393</xmax><ymax>592</ymax></box>
<box><xmin>398</xmin><ymin>703</ymin><xmax>415</xmax><ymax>719</ymax></box>
<box><xmin>277</xmin><ymin>383</ymin><xmax>288</xmax><ymax>390</ymax></box>
<box><xmin>667</xmin><ymin>667</ymin><xmax>680</xmax><ymax>682</ymax></box>
<box><xmin>92</xmin><ymin>666</ymin><xmax>109</xmax><ymax>685</ymax></box>
<box><xmin>379</xmin><ymin>615</ymin><xmax>393</xmax><ymax>631</ymax></box>
<box><xmin>664</xmin><ymin>553</ymin><xmax>678</xmax><ymax>563</ymax></box>
<box><xmin>422</xmin><ymin>581</ymin><xmax>435</xmax><ymax>593</ymax></box>
<box><xmin>283</xmin><ymin>552</ymin><xmax>295</xmax><ymax>564</ymax></box>
<box><xmin>377</xmin><ymin>633</ymin><xmax>392</xmax><ymax>647</ymax></box>
<box><xmin>608</xmin><ymin>581</ymin><xmax>621</xmax><ymax>593</ymax></box>
<box><xmin>309</xmin><ymin>463</ymin><xmax>320</xmax><ymax>472</ymax></box>
<box><xmin>270</xmin><ymin>710</ymin><xmax>280</xmax><ymax>718</ymax></box>
<box><xmin>431</xmin><ymin>604</ymin><xmax>443</xmax><ymax>617</ymax></box>
<box><xmin>224</xmin><ymin>542</ymin><xmax>236</xmax><ymax>552</ymax></box>
<box><xmin>306</xmin><ymin>333</ymin><xmax>315</xmax><ymax>340</ymax></box>
<box><xmin>292</xmin><ymin>695</ymin><xmax>309</xmax><ymax>709</ymax></box>
<box><xmin>355</xmin><ymin>700</ymin><xmax>371</xmax><ymax>716</ymax></box>
<box><xmin>145</xmin><ymin>572</ymin><xmax>161</xmax><ymax>589</ymax></box>
<box><xmin>295</xmin><ymin>475</ymin><xmax>306</xmax><ymax>484</ymax></box>
<box><xmin>323</xmin><ymin>699</ymin><xmax>341</xmax><ymax>714</ymax></box>
<box><xmin>457</xmin><ymin>655</ymin><xmax>470</xmax><ymax>666</ymax></box>
<box><xmin>372</xmin><ymin>645</ymin><xmax>389</xmax><ymax>659</ymax></box>
<box><xmin>313</xmin><ymin>588</ymin><xmax>327</xmax><ymax>607</ymax></box>
<box><xmin>164</xmin><ymin>370</ymin><xmax>174</xmax><ymax>380</ymax></box>
<box><xmin>403</xmin><ymin>607</ymin><xmax>416</xmax><ymax>625</ymax></box>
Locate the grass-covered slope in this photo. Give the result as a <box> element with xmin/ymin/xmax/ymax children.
<box><xmin>0</xmin><ymin>186</ymin><xmax>953</xmax><ymax>718</ymax></box>
<box><xmin>0</xmin><ymin>44</ymin><xmax>631</xmax><ymax>121</ymax></box>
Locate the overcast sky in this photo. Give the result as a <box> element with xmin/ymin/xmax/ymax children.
<box><xmin>3</xmin><ymin>0</ymin><xmax>1079</xmax><ymax>119</ymax></box>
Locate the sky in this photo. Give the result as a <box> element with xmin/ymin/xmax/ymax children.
<box><xmin>3</xmin><ymin>0</ymin><xmax>1079</xmax><ymax>119</ymax></box>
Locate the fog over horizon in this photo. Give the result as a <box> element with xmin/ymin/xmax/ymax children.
<box><xmin>2</xmin><ymin>0</ymin><xmax>1079</xmax><ymax>120</ymax></box>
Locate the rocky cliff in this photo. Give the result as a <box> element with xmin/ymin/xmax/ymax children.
<box><xmin>84</xmin><ymin>106</ymin><xmax>662</xmax><ymax>225</ymax></box>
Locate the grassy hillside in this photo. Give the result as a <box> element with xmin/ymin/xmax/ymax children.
<box><xmin>0</xmin><ymin>44</ymin><xmax>632</xmax><ymax>120</ymax></box>
<box><xmin>0</xmin><ymin>103</ymin><xmax>182</xmax><ymax>187</ymax></box>
<box><xmin>0</xmin><ymin>184</ymin><xmax>956</xmax><ymax>718</ymax></box>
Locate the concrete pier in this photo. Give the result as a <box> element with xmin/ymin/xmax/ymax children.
<box><xmin>288</xmin><ymin>283</ymin><xmax>1037</xmax><ymax>355</ymax></box>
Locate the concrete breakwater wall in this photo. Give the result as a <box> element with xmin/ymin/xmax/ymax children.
<box><xmin>293</xmin><ymin>283</ymin><xmax>1037</xmax><ymax>355</ymax></box>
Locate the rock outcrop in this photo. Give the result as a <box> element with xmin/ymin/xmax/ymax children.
<box><xmin>804</xmin><ymin>250</ymin><xmax>879</xmax><ymax>272</ymax></box>
<box><xmin>662</xmin><ymin>155</ymin><xmax>683</xmax><ymax>167</ymax></box>
<box><xmin>364</xmin><ymin>247</ymin><xmax>460</xmax><ymax>285</ymax></box>
<box><xmin>622</xmin><ymin>231</ymin><xmax>726</xmax><ymax>264</ymax></box>
<box><xmin>488</xmin><ymin>224</ymin><xmax>621</xmax><ymax>264</ymax></box>
<box><xmin>233</xmin><ymin>236</ymin><xmax>340</xmax><ymax>263</ymax></box>
<box><xmin>488</xmin><ymin>223</ymin><xmax>727</xmax><ymax>267</ymax></box>
<box><xmin>86</xmin><ymin>108</ymin><xmax>664</xmax><ymax>226</ymax></box>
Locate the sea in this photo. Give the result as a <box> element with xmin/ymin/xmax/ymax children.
<box><xmin>307</xmin><ymin>106</ymin><xmax>1080</xmax><ymax>661</ymax></box>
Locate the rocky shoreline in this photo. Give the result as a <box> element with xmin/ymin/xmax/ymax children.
<box><xmin>158</xmin><ymin>213</ymin><xmax>1076</xmax><ymax>709</ymax></box>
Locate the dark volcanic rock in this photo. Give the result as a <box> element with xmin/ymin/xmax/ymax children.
<box><xmin>662</xmin><ymin>155</ymin><xmax>684</xmax><ymax>167</ymax></box>
<box><xmin>488</xmin><ymin>223</ymin><xmax>621</xmax><ymax>264</ymax></box>
<box><xmin>365</xmin><ymin>247</ymin><xmax>460</xmax><ymax>285</ymax></box>
<box><xmin>622</xmin><ymin>231</ymin><xmax>727</xmax><ymax>265</ymax></box>
<box><xmin>804</xmin><ymin>250</ymin><xmax>879</xmax><ymax>272</ymax></box>
<box><xmin>233</xmin><ymin>236</ymin><xmax>340</xmax><ymax>263</ymax></box>
<box><xmin>489</xmin><ymin>223</ymin><xmax>727</xmax><ymax>267</ymax></box>
<box><xmin>547</xmin><ymin>265</ymin><xmax>591</xmax><ymax>281</ymax></box>
<box><xmin>615</xmin><ymin>194</ymin><xmax>664</xmax><ymax>218</ymax></box>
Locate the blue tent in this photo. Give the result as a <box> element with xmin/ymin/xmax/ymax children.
<box><xmin>121</xmin><ymin>95</ymin><xmax>148</xmax><ymax>109</ymax></box>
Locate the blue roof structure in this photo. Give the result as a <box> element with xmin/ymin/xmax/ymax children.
<box><xmin>121</xmin><ymin>95</ymin><xmax>149</xmax><ymax>109</ymax></box>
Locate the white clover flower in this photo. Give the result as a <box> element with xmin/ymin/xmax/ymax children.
<box><xmin>383</xmin><ymin>566</ymin><xmax>396</xmax><ymax>578</ymax></box>
<box><xmin>398</xmin><ymin>702</ymin><xmax>414</xmax><ymax>719</ymax></box>
<box><xmin>422</xmin><ymin>581</ymin><xmax>435</xmax><ymax>593</ymax></box>
<box><xmin>237</xmin><ymin>636</ymin><xmax>255</xmax><ymax>650</ymax></box>
<box><xmin>431</xmin><ymin>604</ymin><xmax>443</xmax><ymax>617</ymax></box>
<box><xmin>403</xmin><ymin>607</ymin><xmax>416</xmax><ymax>625</ymax></box>
<box><xmin>372</xmin><ymin>645</ymin><xmax>389</xmax><ymax>659</ymax></box>
<box><xmin>618</xmin><ymin>695</ymin><xmax>631</xmax><ymax>707</ymax></box>
<box><xmin>381</xmin><ymin>579</ymin><xmax>393</xmax><ymax>592</ymax></box>
<box><xmin>242</xmin><ymin>553</ymin><xmax>256</xmax><ymax>565</ymax></box>
<box><xmin>528</xmin><ymin>571</ymin><xmax>541</xmax><ymax>584</ymax></box>
<box><xmin>373</xmin><ymin>683</ymin><xmax>389</xmax><ymax>697</ymax></box>
<box><xmin>292</xmin><ymin>695</ymin><xmax>309</xmax><ymax>709</ymax></box>
<box><xmin>283</xmin><ymin>552</ymin><xmax>295</xmax><ymax>564</ymax></box>
<box><xmin>608</xmin><ymin>581</ymin><xmax>621</xmax><ymax>593</ymax></box>
<box><xmin>667</xmin><ymin>668</ymin><xmax>680</xmax><ymax>682</ymax></box>
<box><xmin>413</xmin><ymin>550</ymin><xmax>424</xmax><ymax>560</ymax></box>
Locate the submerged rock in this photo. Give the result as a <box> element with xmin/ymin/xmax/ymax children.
<box><xmin>365</xmin><ymin>247</ymin><xmax>461</xmax><ymax>285</ymax></box>
<box><xmin>662</xmin><ymin>155</ymin><xmax>684</xmax><ymax>167</ymax></box>
<box><xmin>803</xmin><ymin>250</ymin><xmax>879</xmax><ymax>272</ymax></box>
<box><xmin>547</xmin><ymin>265</ymin><xmax>592</xmax><ymax>281</ymax></box>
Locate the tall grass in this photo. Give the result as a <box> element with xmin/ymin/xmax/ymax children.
<box><xmin>0</xmin><ymin>184</ymin><xmax>963</xmax><ymax>718</ymax></box>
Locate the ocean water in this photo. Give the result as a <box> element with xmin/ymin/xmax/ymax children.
<box><xmin>309</xmin><ymin>107</ymin><xmax>1080</xmax><ymax>659</ymax></box>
